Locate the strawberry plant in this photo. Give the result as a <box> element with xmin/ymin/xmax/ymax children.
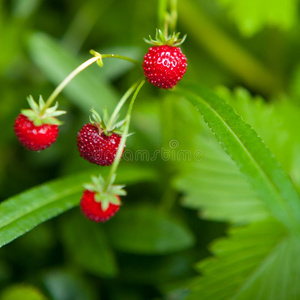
<box><xmin>1</xmin><ymin>0</ymin><xmax>300</xmax><ymax>299</ymax></box>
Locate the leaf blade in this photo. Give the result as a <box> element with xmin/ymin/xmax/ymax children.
<box><xmin>0</xmin><ymin>166</ymin><xmax>157</xmax><ymax>248</ymax></box>
<box><xmin>186</xmin><ymin>219</ymin><xmax>300</xmax><ymax>300</ymax></box>
<box><xmin>175</xmin><ymin>84</ymin><xmax>300</xmax><ymax>232</ymax></box>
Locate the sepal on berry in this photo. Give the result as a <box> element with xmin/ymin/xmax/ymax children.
<box><xmin>22</xmin><ymin>95</ymin><xmax>66</xmax><ymax>126</ymax></box>
<box><xmin>89</xmin><ymin>108</ymin><xmax>126</xmax><ymax>136</ymax></box>
<box><xmin>83</xmin><ymin>175</ymin><xmax>125</xmax><ymax>211</ymax></box>
<box><xmin>144</xmin><ymin>29</ymin><xmax>187</xmax><ymax>47</ymax></box>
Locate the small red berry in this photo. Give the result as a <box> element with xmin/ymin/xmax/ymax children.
<box><xmin>80</xmin><ymin>189</ymin><xmax>120</xmax><ymax>222</ymax></box>
<box><xmin>143</xmin><ymin>45</ymin><xmax>187</xmax><ymax>89</ymax></box>
<box><xmin>77</xmin><ymin>123</ymin><xmax>122</xmax><ymax>166</ymax></box>
<box><xmin>14</xmin><ymin>114</ymin><xmax>59</xmax><ymax>151</ymax></box>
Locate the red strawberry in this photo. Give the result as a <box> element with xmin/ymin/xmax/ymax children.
<box><xmin>80</xmin><ymin>190</ymin><xmax>121</xmax><ymax>222</ymax></box>
<box><xmin>14</xmin><ymin>114</ymin><xmax>59</xmax><ymax>151</ymax></box>
<box><xmin>77</xmin><ymin>123</ymin><xmax>122</xmax><ymax>166</ymax></box>
<box><xmin>14</xmin><ymin>95</ymin><xmax>65</xmax><ymax>151</ymax></box>
<box><xmin>143</xmin><ymin>45</ymin><xmax>187</xmax><ymax>89</ymax></box>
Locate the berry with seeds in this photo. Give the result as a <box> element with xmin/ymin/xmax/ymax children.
<box><xmin>77</xmin><ymin>109</ymin><xmax>125</xmax><ymax>166</ymax></box>
<box><xmin>80</xmin><ymin>190</ymin><xmax>120</xmax><ymax>222</ymax></box>
<box><xmin>143</xmin><ymin>46</ymin><xmax>187</xmax><ymax>89</ymax></box>
<box><xmin>14</xmin><ymin>95</ymin><xmax>65</xmax><ymax>151</ymax></box>
<box><xmin>143</xmin><ymin>30</ymin><xmax>187</xmax><ymax>89</ymax></box>
<box><xmin>14</xmin><ymin>114</ymin><xmax>59</xmax><ymax>151</ymax></box>
<box><xmin>77</xmin><ymin>124</ymin><xmax>122</xmax><ymax>166</ymax></box>
<box><xmin>80</xmin><ymin>175</ymin><xmax>126</xmax><ymax>222</ymax></box>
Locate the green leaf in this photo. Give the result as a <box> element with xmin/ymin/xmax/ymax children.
<box><xmin>0</xmin><ymin>284</ymin><xmax>47</xmax><ymax>300</ymax></box>
<box><xmin>216</xmin><ymin>0</ymin><xmax>298</xmax><ymax>36</ymax></box>
<box><xmin>60</xmin><ymin>211</ymin><xmax>117</xmax><ymax>277</ymax></box>
<box><xmin>215</xmin><ymin>86</ymin><xmax>300</xmax><ymax>189</ymax></box>
<box><xmin>27</xmin><ymin>32</ymin><xmax>118</xmax><ymax>112</ymax></box>
<box><xmin>170</xmin><ymin>96</ymin><xmax>269</xmax><ymax>224</ymax></box>
<box><xmin>0</xmin><ymin>165</ymin><xmax>157</xmax><ymax>248</ymax></box>
<box><xmin>106</xmin><ymin>205</ymin><xmax>195</xmax><ymax>254</ymax></box>
<box><xmin>175</xmin><ymin>84</ymin><xmax>300</xmax><ymax>233</ymax></box>
<box><xmin>186</xmin><ymin>219</ymin><xmax>300</xmax><ymax>300</ymax></box>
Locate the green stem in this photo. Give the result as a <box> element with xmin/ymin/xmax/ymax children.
<box><xmin>41</xmin><ymin>51</ymin><xmax>141</xmax><ymax>116</ymax></box>
<box><xmin>41</xmin><ymin>56</ymin><xmax>99</xmax><ymax>115</ymax></box>
<box><xmin>158</xmin><ymin>0</ymin><xmax>168</xmax><ymax>31</ymax></box>
<box><xmin>169</xmin><ymin>0</ymin><xmax>177</xmax><ymax>32</ymax></box>
<box><xmin>104</xmin><ymin>79</ymin><xmax>146</xmax><ymax>191</ymax></box>
<box><xmin>106</xmin><ymin>79</ymin><xmax>142</xmax><ymax>130</ymax></box>
<box><xmin>101</xmin><ymin>54</ymin><xmax>141</xmax><ymax>67</ymax></box>
<box><xmin>157</xmin><ymin>0</ymin><xmax>178</xmax><ymax>37</ymax></box>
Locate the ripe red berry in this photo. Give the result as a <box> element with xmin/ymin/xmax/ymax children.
<box><xmin>14</xmin><ymin>114</ymin><xmax>59</xmax><ymax>151</ymax></box>
<box><xmin>80</xmin><ymin>189</ymin><xmax>120</xmax><ymax>222</ymax></box>
<box><xmin>143</xmin><ymin>45</ymin><xmax>187</xmax><ymax>89</ymax></box>
<box><xmin>77</xmin><ymin>123</ymin><xmax>122</xmax><ymax>166</ymax></box>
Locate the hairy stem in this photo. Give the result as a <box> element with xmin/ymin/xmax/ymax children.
<box><xmin>41</xmin><ymin>51</ymin><xmax>141</xmax><ymax>116</ymax></box>
<box><xmin>106</xmin><ymin>79</ymin><xmax>142</xmax><ymax>130</ymax></box>
<box><xmin>101</xmin><ymin>54</ymin><xmax>141</xmax><ymax>67</ymax></box>
<box><xmin>104</xmin><ymin>79</ymin><xmax>146</xmax><ymax>191</ymax></box>
<box><xmin>158</xmin><ymin>0</ymin><xmax>178</xmax><ymax>36</ymax></box>
<box><xmin>41</xmin><ymin>56</ymin><xmax>99</xmax><ymax>115</ymax></box>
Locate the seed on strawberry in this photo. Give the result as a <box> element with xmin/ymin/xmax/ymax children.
<box><xmin>77</xmin><ymin>123</ymin><xmax>122</xmax><ymax>166</ymax></box>
<box><xmin>143</xmin><ymin>45</ymin><xmax>187</xmax><ymax>89</ymax></box>
<box><xmin>14</xmin><ymin>114</ymin><xmax>59</xmax><ymax>151</ymax></box>
<box><xmin>80</xmin><ymin>189</ymin><xmax>121</xmax><ymax>223</ymax></box>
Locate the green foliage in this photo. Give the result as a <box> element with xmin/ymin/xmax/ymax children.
<box><xmin>0</xmin><ymin>166</ymin><xmax>156</xmax><ymax>249</ymax></box>
<box><xmin>27</xmin><ymin>32</ymin><xmax>118</xmax><ymax>113</ymax></box>
<box><xmin>175</xmin><ymin>84</ymin><xmax>300</xmax><ymax>231</ymax></box>
<box><xmin>187</xmin><ymin>219</ymin><xmax>300</xmax><ymax>300</ymax></box>
<box><xmin>1</xmin><ymin>0</ymin><xmax>300</xmax><ymax>299</ymax></box>
<box><xmin>216</xmin><ymin>0</ymin><xmax>298</xmax><ymax>36</ymax></box>
<box><xmin>60</xmin><ymin>211</ymin><xmax>118</xmax><ymax>277</ymax></box>
<box><xmin>216</xmin><ymin>87</ymin><xmax>300</xmax><ymax>188</ymax></box>
<box><xmin>172</xmin><ymin>84</ymin><xmax>300</xmax><ymax>299</ymax></box>
<box><xmin>0</xmin><ymin>284</ymin><xmax>47</xmax><ymax>300</ymax></box>
<box><xmin>106</xmin><ymin>205</ymin><xmax>195</xmax><ymax>254</ymax></box>
<box><xmin>172</xmin><ymin>100</ymin><xmax>269</xmax><ymax>223</ymax></box>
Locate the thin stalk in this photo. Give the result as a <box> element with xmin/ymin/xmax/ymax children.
<box><xmin>158</xmin><ymin>0</ymin><xmax>168</xmax><ymax>31</ymax></box>
<box><xmin>158</xmin><ymin>0</ymin><xmax>178</xmax><ymax>37</ymax></box>
<box><xmin>41</xmin><ymin>51</ymin><xmax>141</xmax><ymax>116</ymax></box>
<box><xmin>104</xmin><ymin>79</ymin><xmax>146</xmax><ymax>191</ymax></box>
<box><xmin>41</xmin><ymin>56</ymin><xmax>99</xmax><ymax>115</ymax></box>
<box><xmin>106</xmin><ymin>79</ymin><xmax>142</xmax><ymax>130</ymax></box>
<box><xmin>169</xmin><ymin>0</ymin><xmax>177</xmax><ymax>32</ymax></box>
<box><xmin>101</xmin><ymin>54</ymin><xmax>141</xmax><ymax>67</ymax></box>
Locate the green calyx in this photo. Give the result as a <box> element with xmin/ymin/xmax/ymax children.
<box><xmin>84</xmin><ymin>175</ymin><xmax>126</xmax><ymax>211</ymax></box>
<box><xmin>22</xmin><ymin>95</ymin><xmax>66</xmax><ymax>126</ymax></box>
<box><xmin>144</xmin><ymin>29</ymin><xmax>187</xmax><ymax>47</ymax></box>
<box><xmin>89</xmin><ymin>108</ymin><xmax>126</xmax><ymax>136</ymax></box>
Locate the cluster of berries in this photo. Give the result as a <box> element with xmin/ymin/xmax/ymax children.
<box><xmin>14</xmin><ymin>30</ymin><xmax>187</xmax><ymax>222</ymax></box>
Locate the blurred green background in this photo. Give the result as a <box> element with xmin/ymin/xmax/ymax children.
<box><xmin>1</xmin><ymin>0</ymin><xmax>300</xmax><ymax>299</ymax></box>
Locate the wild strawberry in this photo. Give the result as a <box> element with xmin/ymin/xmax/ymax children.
<box><xmin>14</xmin><ymin>114</ymin><xmax>59</xmax><ymax>151</ymax></box>
<box><xmin>80</xmin><ymin>175</ymin><xmax>126</xmax><ymax>222</ymax></box>
<box><xmin>143</xmin><ymin>46</ymin><xmax>187</xmax><ymax>89</ymax></box>
<box><xmin>77</xmin><ymin>109</ymin><xmax>124</xmax><ymax>166</ymax></box>
<box><xmin>80</xmin><ymin>190</ymin><xmax>120</xmax><ymax>222</ymax></box>
<box><xmin>143</xmin><ymin>30</ymin><xmax>187</xmax><ymax>89</ymax></box>
<box><xmin>14</xmin><ymin>96</ymin><xmax>65</xmax><ymax>151</ymax></box>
